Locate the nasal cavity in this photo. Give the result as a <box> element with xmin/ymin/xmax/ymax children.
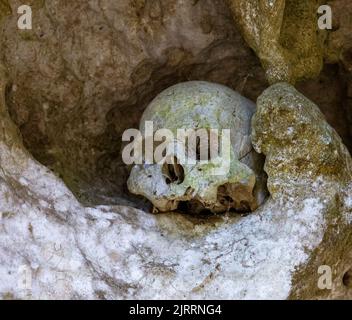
<box><xmin>162</xmin><ymin>157</ymin><xmax>185</xmax><ymax>185</ymax></box>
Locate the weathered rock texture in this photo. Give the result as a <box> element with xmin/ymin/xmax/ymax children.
<box><xmin>0</xmin><ymin>0</ymin><xmax>352</xmax><ymax>300</ymax></box>
<box><xmin>252</xmin><ymin>83</ymin><xmax>352</xmax><ymax>299</ymax></box>
<box><xmin>226</xmin><ymin>0</ymin><xmax>325</xmax><ymax>84</ymax></box>
<box><xmin>0</xmin><ymin>0</ymin><xmax>267</xmax><ymax>205</ymax></box>
<box><xmin>0</xmin><ymin>0</ymin><xmax>352</xmax><ymax>206</ymax></box>
<box><xmin>252</xmin><ymin>83</ymin><xmax>352</xmax><ymax>198</ymax></box>
<box><xmin>225</xmin><ymin>0</ymin><xmax>352</xmax><ymax>149</ymax></box>
<box><xmin>1</xmin><ymin>55</ymin><xmax>352</xmax><ymax>298</ymax></box>
<box><xmin>289</xmin><ymin>184</ymin><xmax>352</xmax><ymax>299</ymax></box>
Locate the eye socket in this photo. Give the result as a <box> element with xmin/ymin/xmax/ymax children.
<box><xmin>162</xmin><ymin>156</ymin><xmax>184</xmax><ymax>185</ymax></box>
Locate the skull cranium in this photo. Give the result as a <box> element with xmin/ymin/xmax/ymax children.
<box><xmin>127</xmin><ymin>81</ymin><xmax>267</xmax><ymax>214</ymax></box>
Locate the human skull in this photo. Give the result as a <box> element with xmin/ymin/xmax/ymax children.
<box><xmin>127</xmin><ymin>81</ymin><xmax>267</xmax><ymax>214</ymax></box>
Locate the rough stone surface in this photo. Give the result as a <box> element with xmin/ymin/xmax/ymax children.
<box><xmin>0</xmin><ymin>0</ymin><xmax>352</xmax><ymax>300</ymax></box>
<box><xmin>289</xmin><ymin>183</ymin><xmax>352</xmax><ymax>300</ymax></box>
<box><xmin>0</xmin><ymin>0</ymin><xmax>352</xmax><ymax>207</ymax></box>
<box><xmin>252</xmin><ymin>83</ymin><xmax>352</xmax><ymax>198</ymax></box>
<box><xmin>226</xmin><ymin>0</ymin><xmax>325</xmax><ymax>84</ymax></box>
<box><xmin>251</xmin><ymin>83</ymin><xmax>352</xmax><ymax>299</ymax></box>
<box><xmin>297</xmin><ymin>64</ymin><xmax>352</xmax><ymax>152</ymax></box>
<box><xmin>1</xmin><ymin>64</ymin><xmax>352</xmax><ymax>298</ymax></box>
<box><xmin>0</xmin><ymin>0</ymin><xmax>267</xmax><ymax>205</ymax></box>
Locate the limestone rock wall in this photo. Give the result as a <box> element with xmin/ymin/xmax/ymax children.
<box><xmin>226</xmin><ymin>0</ymin><xmax>325</xmax><ymax>84</ymax></box>
<box><xmin>0</xmin><ymin>67</ymin><xmax>351</xmax><ymax>299</ymax></box>
<box><xmin>1</xmin><ymin>0</ymin><xmax>352</xmax><ymax>205</ymax></box>
<box><xmin>0</xmin><ymin>0</ymin><xmax>352</xmax><ymax>300</ymax></box>
<box><xmin>1</xmin><ymin>0</ymin><xmax>266</xmax><ymax>204</ymax></box>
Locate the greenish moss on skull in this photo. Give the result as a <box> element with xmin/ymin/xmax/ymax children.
<box><xmin>127</xmin><ymin>81</ymin><xmax>267</xmax><ymax>214</ymax></box>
